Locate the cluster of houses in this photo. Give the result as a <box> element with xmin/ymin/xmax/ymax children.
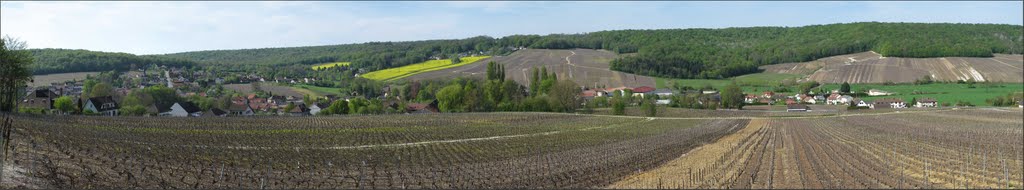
<box><xmin>746</xmin><ymin>89</ymin><xmax>941</xmax><ymax>112</ymax></box>
<box><xmin>579</xmin><ymin>86</ymin><xmax>677</xmax><ymax>104</ymax></box>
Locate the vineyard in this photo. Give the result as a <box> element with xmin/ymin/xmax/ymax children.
<box><xmin>612</xmin><ymin>108</ymin><xmax>1024</xmax><ymax>189</ymax></box>
<box><xmin>0</xmin><ymin>113</ymin><xmax>744</xmax><ymax>189</ymax></box>
<box><xmin>0</xmin><ymin>108</ymin><xmax>1021</xmax><ymax>189</ymax></box>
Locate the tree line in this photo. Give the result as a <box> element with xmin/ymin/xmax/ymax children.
<box><xmin>27</xmin><ymin>49</ymin><xmax>197</xmax><ymax>75</ymax></box>
<box><xmin>26</xmin><ymin>22</ymin><xmax>1023</xmax><ymax>80</ymax></box>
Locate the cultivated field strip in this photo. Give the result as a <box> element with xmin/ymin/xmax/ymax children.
<box><xmin>405</xmin><ymin>49</ymin><xmax>656</xmax><ymax>88</ymax></box>
<box><xmin>767</xmin><ymin>51</ymin><xmax>1024</xmax><ymax>83</ymax></box>
<box><xmin>2</xmin><ymin>113</ymin><xmax>745</xmax><ymax>189</ymax></box>
<box><xmin>609</xmin><ymin>109</ymin><xmax>1024</xmax><ymax>189</ymax></box>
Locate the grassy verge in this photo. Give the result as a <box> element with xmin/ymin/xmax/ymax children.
<box><xmin>818</xmin><ymin>82</ymin><xmax>1023</xmax><ymax>106</ymax></box>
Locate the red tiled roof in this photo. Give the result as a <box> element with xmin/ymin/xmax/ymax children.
<box><xmin>632</xmin><ymin>86</ymin><xmax>656</xmax><ymax>93</ymax></box>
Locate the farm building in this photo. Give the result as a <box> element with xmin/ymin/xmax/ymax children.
<box><xmin>787</xmin><ymin>104</ymin><xmax>810</xmax><ymax>112</ymax></box>
<box><xmin>158</xmin><ymin>102</ymin><xmax>203</xmax><ymax>117</ymax></box>
<box><xmin>84</xmin><ymin>96</ymin><xmax>120</xmax><ymax>116</ymax></box>
<box><xmin>914</xmin><ymin>98</ymin><xmax>938</xmax><ymax>108</ymax></box>
<box><xmin>871</xmin><ymin>98</ymin><xmax>906</xmax><ymax>109</ymax></box>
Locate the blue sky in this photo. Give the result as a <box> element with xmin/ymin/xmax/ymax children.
<box><xmin>2</xmin><ymin>1</ymin><xmax>1021</xmax><ymax>55</ymax></box>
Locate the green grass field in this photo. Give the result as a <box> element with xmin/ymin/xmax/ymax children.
<box><xmin>293</xmin><ymin>84</ymin><xmax>343</xmax><ymax>96</ymax></box>
<box><xmin>818</xmin><ymin>83</ymin><xmax>1023</xmax><ymax>106</ymax></box>
<box><xmin>311</xmin><ymin>62</ymin><xmax>351</xmax><ymax>70</ymax></box>
<box><xmin>361</xmin><ymin>56</ymin><xmax>490</xmax><ymax>81</ymax></box>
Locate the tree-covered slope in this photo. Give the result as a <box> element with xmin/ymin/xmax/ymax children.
<box><xmin>28</xmin><ymin>49</ymin><xmax>196</xmax><ymax>75</ymax></box>
<box><xmin>35</xmin><ymin>22</ymin><xmax>1019</xmax><ymax>79</ymax></box>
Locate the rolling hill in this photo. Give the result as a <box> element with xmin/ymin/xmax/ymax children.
<box><xmin>404</xmin><ymin>49</ymin><xmax>656</xmax><ymax>88</ymax></box>
<box><xmin>760</xmin><ymin>51</ymin><xmax>1024</xmax><ymax>83</ymax></box>
<box><xmin>25</xmin><ymin>22</ymin><xmax>1023</xmax><ymax>81</ymax></box>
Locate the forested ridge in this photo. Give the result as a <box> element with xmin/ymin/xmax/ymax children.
<box><xmin>30</xmin><ymin>22</ymin><xmax>1023</xmax><ymax>79</ymax></box>
<box><xmin>28</xmin><ymin>49</ymin><xmax>196</xmax><ymax>75</ymax></box>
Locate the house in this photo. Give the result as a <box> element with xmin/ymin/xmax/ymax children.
<box><xmin>228</xmin><ymin>103</ymin><xmax>254</xmax><ymax>116</ymax></box>
<box><xmin>762</xmin><ymin>91</ymin><xmax>775</xmax><ymax>99</ymax></box>
<box><xmin>406</xmin><ymin>100</ymin><xmax>440</xmax><ymax>114</ymax></box>
<box><xmin>744</xmin><ymin>94</ymin><xmax>758</xmax><ymax>104</ymax></box>
<box><xmin>787</xmin><ymin>104</ymin><xmax>810</xmax><ymax>112</ymax></box>
<box><xmin>655</xmin><ymin>99</ymin><xmax>671</xmax><ymax>105</ymax></box>
<box><xmin>158</xmin><ymin>102</ymin><xmax>203</xmax><ymax>117</ymax></box>
<box><xmin>309</xmin><ymin>102</ymin><xmax>329</xmax><ymax>115</ymax></box>
<box><xmin>838</xmin><ymin>95</ymin><xmax>854</xmax><ymax>105</ymax></box>
<box><xmin>604</xmin><ymin>87</ymin><xmax>633</xmax><ymax>97</ymax></box>
<box><xmin>22</xmin><ymin>89</ymin><xmax>59</xmax><ymax>111</ymax></box>
<box><xmin>826</xmin><ymin>93</ymin><xmax>842</xmax><ymax>105</ymax></box>
<box><xmin>652</xmin><ymin>89</ymin><xmax>674</xmax><ymax>97</ymax></box>
<box><xmin>631</xmin><ymin>86</ymin><xmax>656</xmax><ymax>98</ymax></box>
<box><xmin>853</xmin><ymin>99</ymin><xmax>871</xmax><ymax>107</ymax></box>
<box><xmin>915</xmin><ymin>98</ymin><xmax>938</xmax><ymax>108</ymax></box>
<box><xmin>84</xmin><ymin>96</ymin><xmax>120</xmax><ymax>116</ymax></box>
<box><xmin>1019</xmin><ymin>101</ymin><xmax>1023</xmax><ymax>108</ymax></box>
<box><xmin>872</xmin><ymin>98</ymin><xmax>906</xmax><ymax>109</ymax></box>
<box><xmin>204</xmin><ymin>108</ymin><xmax>228</xmax><ymax>117</ymax></box>
<box><xmin>868</xmin><ymin>89</ymin><xmax>893</xmax><ymax>96</ymax></box>
<box><xmin>287</xmin><ymin>104</ymin><xmax>310</xmax><ymax>116</ymax></box>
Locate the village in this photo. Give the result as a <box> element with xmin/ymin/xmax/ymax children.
<box><xmin>19</xmin><ymin>63</ymin><xmax>998</xmax><ymax>118</ymax></box>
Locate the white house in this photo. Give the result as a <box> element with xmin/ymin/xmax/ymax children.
<box><xmin>826</xmin><ymin>93</ymin><xmax>842</xmax><ymax>105</ymax></box>
<box><xmin>309</xmin><ymin>103</ymin><xmax>329</xmax><ymax>115</ymax></box>
<box><xmin>914</xmin><ymin>98</ymin><xmax>938</xmax><ymax>108</ymax></box>
<box><xmin>655</xmin><ymin>99</ymin><xmax>671</xmax><ymax>105</ymax></box>
<box><xmin>84</xmin><ymin>96</ymin><xmax>119</xmax><ymax>116</ymax></box>
<box><xmin>872</xmin><ymin>98</ymin><xmax>906</xmax><ymax>109</ymax></box>
<box><xmin>159</xmin><ymin>102</ymin><xmax>203</xmax><ymax>117</ymax></box>
<box><xmin>853</xmin><ymin>99</ymin><xmax>871</xmax><ymax>107</ymax></box>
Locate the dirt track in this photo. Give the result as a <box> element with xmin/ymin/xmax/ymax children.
<box><xmin>761</xmin><ymin>52</ymin><xmax>1023</xmax><ymax>83</ymax></box>
<box><xmin>403</xmin><ymin>49</ymin><xmax>656</xmax><ymax>88</ymax></box>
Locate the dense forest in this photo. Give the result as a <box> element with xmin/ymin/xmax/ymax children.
<box><xmin>30</xmin><ymin>22</ymin><xmax>1022</xmax><ymax>79</ymax></box>
<box><xmin>28</xmin><ymin>49</ymin><xmax>196</xmax><ymax>75</ymax></box>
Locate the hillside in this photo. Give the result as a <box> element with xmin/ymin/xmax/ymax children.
<box><xmin>24</xmin><ymin>23</ymin><xmax>1022</xmax><ymax>79</ymax></box>
<box><xmin>760</xmin><ymin>51</ymin><xmax>1024</xmax><ymax>83</ymax></box>
<box><xmin>27</xmin><ymin>49</ymin><xmax>196</xmax><ymax>75</ymax></box>
<box><xmin>404</xmin><ymin>49</ymin><xmax>656</xmax><ymax>88</ymax></box>
<box><xmin>152</xmin><ymin>22</ymin><xmax>1021</xmax><ymax>79</ymax></box>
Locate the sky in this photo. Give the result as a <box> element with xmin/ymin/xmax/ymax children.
<box><xmin>2</xmin><ymin>1</ymin><xmax>1022</xmax><ymax>55</ymax></box>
